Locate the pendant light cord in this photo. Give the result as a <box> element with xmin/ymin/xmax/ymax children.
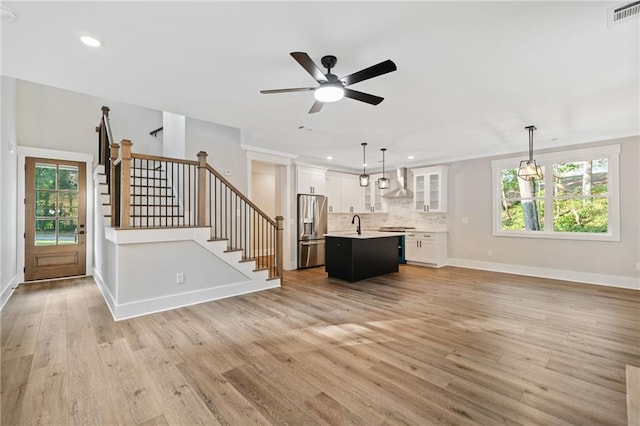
<box><xmin>362</xmin><ymin>142</ymin><xmax>367</xmax><ymax>174</ymax></box>
<box><xmin>526</xmin><ymin>125</ymin><xmax>536</xmax><ymax>161</ymax></box>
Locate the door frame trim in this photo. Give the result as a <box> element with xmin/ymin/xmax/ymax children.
<box><xmin>17</xmin><ymin>147</ymin><xmax>94</xmax><ymax>283</ymax></box>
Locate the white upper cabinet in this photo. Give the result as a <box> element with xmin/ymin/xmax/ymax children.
<box><xmin>325</xmin><ymin>171</ymin><xmax>367</xmax><ymax>213</ymax></box>
<box><xmin>363</xmin><ymin>173</ymin><xmax>386</xmax><ymax>213</ymax></box>
<box><xmin>325</xmin><ymin>173</ymin><xmax>342</xmax><ymax>213</ymax></box>
<box><xmin>297</xmin><ymin>166</ymin><xmax>326</xmax><ymax>195</ymax></box>
<box><xmin>412</xmin><ymin>166</ymin><xmax>448</xmax><ymax>212</ymax></box>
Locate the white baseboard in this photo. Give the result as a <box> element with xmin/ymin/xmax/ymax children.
<box><xmin>447</xmin><ymin>257</ymin><xmax>640</xmax><ymax>291</ymax></box>
<box><xmin>0</xmin><ymin>275</ymin><xmax>19</xmax><ymax>311</ymax></box>
<box><xmin>112</xmin><ymin>279</ymin><xmax>280</xmax><ymax>321</ymax></box>
<box><xmin>92</xmin><ymin>268</ymin><xmax>118</xmax><ymax>321</ymax></box>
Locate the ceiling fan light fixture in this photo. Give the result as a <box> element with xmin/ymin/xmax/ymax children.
<box><xmin>314</xmin><ymin>83</ymin><xmax>344</xmax><ymax>103</ymax></box>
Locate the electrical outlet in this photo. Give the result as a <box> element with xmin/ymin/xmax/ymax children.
<box><xmin>176</xmin><ymin>272</ymin><xmax>185</xmax><ymax>284</ymax></box>
<box><xmin>461</xmin><ymin>217</ymin><xmax>469</xmax><ymax>224</ymax></box>
<box><xmin>636</xmin><ymin>262</ymin><xmax>640</xmax><ymax>271</ymax></box>
<box><xmin>487</xmin><ymin>249</ymin><xmax>493</xmax><ymax>256</ymax></box>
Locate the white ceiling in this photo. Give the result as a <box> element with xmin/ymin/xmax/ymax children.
<box><xmin>2</xmin><ymin>1</ymin><xmax>638</xmax><ymax>172</ymax></box>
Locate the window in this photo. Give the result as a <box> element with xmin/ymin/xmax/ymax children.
<box><xmin>491</xmin><ymin>145</ymin><xmax>620</xmax><ymax>241</ymax></box>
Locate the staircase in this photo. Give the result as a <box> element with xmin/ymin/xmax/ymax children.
<box><xmin>93</xmin><ymin>106</ymin><xmax>283</xmax><ymax>319</ymax></box>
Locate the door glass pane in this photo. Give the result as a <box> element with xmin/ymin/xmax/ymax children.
<box><xmin>58</xmin><ymin>220</ymin><xmax>78</xmax><ymax>244</ymax></box>
<box><xmin>59</xmin><ymin>165</ymin><xmax>79</xmax><ymax>190</ymax></box>
<box><xmin>35</xmin><ymin>191</ymin><xmax>57</xmax><ymax>217</ymax></box>
<box><xmin>35</xmin><ymin>219</ymin><xmax>57</xmax><ymax>245</ymax></box>
<box><xmin>35</xmin><ymin>163</ymin><xmax>57</xmax><ymax>189</ymax></box>
<box><xmin>58</xmin><ymin>192</ymin><xmax>78</xmax><ymax>217</ymax></box>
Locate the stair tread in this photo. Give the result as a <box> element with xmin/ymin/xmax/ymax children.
<box><xmin>224</xmin><ymin>248</ymin><xmax>243</xmax><ymax>253</ymax></box>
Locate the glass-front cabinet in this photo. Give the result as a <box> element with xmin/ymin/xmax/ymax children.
<box><xmin>363</xmin><ymin>173</ymin><xmax>385</xmax><ymax>213</ymax></box>
<box><xmin>412</xmin><ymin>166</ymin><xmax>448</xmax><ymax>212</ymax></box>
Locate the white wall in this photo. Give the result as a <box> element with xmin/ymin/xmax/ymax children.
<box><xmin>251</xmin><ymin>161</ymin><xmax>277</xmax><ymax>218</ymax></box>
<box><xmin>447</xmin><ymin>136</ymin><xmax>640</xmax><ymax>287</ymax></box>
<box><xmin>162</xmin><ymin>112</ymin><xmax>186</xmax><ymax>159</ymax></box>
<box><xmin>116</xmin><ymin>240</ymin><xmax>248</xmax><ymax>304</ymax></box>
<box><xmin>16</xmin><ymin>80</ymin><xmax>163</xmax><ymax>158</ymax></box>
<box><xmin>185</xmin><ymin>117</ymin><xmax>246</xmax><ymax>193</ymax></box>
<box><xmin>0</xmin><ymin>77</ymin><xmax>18</xmax><ymax>308</ymax></box>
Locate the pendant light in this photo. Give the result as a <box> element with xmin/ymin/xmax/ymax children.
<box><xmin>378</xmin><ymin>148</ymin><xmax>390</xmax><ymax>189</ymax></box>
<box><xmin>359</xmin><ymin>142</ymin><xmax>370</xmax><ymax>187</ymax></box>
<box><xmin>518</xmin><ymin>125</ymin><xmax>543</xmax><ymax>180</ymax></box>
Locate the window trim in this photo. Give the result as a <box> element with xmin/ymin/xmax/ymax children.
<box><xmin>491</xmin><ymin>144</ymin><xmax>620</xmax><ymax>241</ymax></box>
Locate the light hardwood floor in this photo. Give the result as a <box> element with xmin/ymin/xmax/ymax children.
<box><xmin>2</xmin><ymin>265</ymin><xmax>639</xmax><ymax>425</ymax></box>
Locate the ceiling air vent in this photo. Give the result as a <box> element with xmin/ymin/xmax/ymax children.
<box><xmin>608</xmin><ymin>1</ymin><xmax>640</xmax><ymax>26</ymax></box>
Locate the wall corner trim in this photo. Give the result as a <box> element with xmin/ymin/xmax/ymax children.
<box><xmin>0</xmin><ymin>275</ymin><xmax>19</xmax><ymax>311</ymax></box>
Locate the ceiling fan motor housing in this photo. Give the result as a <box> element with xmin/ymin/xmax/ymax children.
<box><xmin>321</xmin><ymin>55</ymin><xmax>337</xmax><ymax>71</ymax></box>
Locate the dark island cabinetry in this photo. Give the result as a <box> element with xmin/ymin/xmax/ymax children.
<box><xmin>325</xmin><ymin>234</ymin><xmax>399</xmax><ymax>282</ymax></box>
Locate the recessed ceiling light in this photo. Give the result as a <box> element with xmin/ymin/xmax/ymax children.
<box><xmin>408</xmin><ymin>155</ymin><xmax>415</xmax><ymax>160</ymax></box>
<box><xmin>80</xmin><ymin>35</ymin><xmax>102</xmax><ymax>47</ymax></box>
<box><xmin>326</xmin><ymin>156</ymin><xmax>333</xmax><ymax>160</ymax></box>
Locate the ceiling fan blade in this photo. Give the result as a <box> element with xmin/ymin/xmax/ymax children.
<box><xmin>290</xmin><ymin>52</ymin><xmax>328</xmax><ymax>83</ymax></box>
<box><xmin>260</xmin><ymin>87</ymin><xmax>315</xmax><ymax>94</ymax></box>
<box><xmin>340</xmin><ymin>59</ymin><xmax>397</xmax><ymax>87</ymax></box>
<box><xmin>344</xmin><ymin>89</ymin><xmax>384</xmax><ymax>105</ymax></box>
<box><xmin>308</xmin><ymin>100</ymin><xmax>324</xmax><ymax>114</ymax></box>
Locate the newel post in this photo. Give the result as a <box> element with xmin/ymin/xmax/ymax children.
<box><xmin>109</xmin><ymin>143</ymin><xmax>120</xmax><ymax>226</ymax></box>
<box><xmin>197</xmin><ymin>151</ymin><xmax>208</xmax><ymax>227</ymax></box>
<box><xmin>120</xmin><ymin>139</ymin><xmax>133</xmax><ymax>228</ymax></box>
<box><xmin>275</xmin><ymin>216</ymin><xmax>284</xmax><ymax>280</ymax></box>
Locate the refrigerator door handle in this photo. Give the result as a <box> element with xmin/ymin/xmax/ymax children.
<box><xmin>300</xmin><ymin>240</ymin><xmax>325</xmax><ymax>246</ymax></box>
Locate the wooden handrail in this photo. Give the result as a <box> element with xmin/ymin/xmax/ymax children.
<box><xmin>205</xmin><ymin>163</ymin><xmax>277</xmax><ymax>227</ymax></box>
<box><xmin>130</xmin><ymin>152</ymin><xmax>199</xmax><ymax>166</ymax></box>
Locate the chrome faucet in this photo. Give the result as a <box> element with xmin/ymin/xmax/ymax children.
<box><xmin>351</xmin><ymin>214</ymin><xmax>362</xmax><ymax>235</ymax></box>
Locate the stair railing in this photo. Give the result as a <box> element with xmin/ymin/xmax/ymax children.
<box><xmin>96</xmin><ymin>106</ymin><xmax>114</xmax><ymax>186</ymax></box>
<box><xmin>106</xmin><ymin>139</ymin><xmax>283</xmax><ymax>280</ymax></box>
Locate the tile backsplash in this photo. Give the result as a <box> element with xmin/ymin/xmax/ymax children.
<box><xmin>328</xmin><ymin>197</ymin><xmax>447</xmax><ymax>232</ymax></box>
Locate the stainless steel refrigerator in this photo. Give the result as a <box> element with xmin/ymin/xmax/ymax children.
<box><xmin>297</xmin><ymin>194</ymin><xmax>328</xmax><ymax>269</ymax></box>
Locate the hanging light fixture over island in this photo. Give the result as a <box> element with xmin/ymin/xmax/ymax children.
<box><xmin>359</xmin><ymin>142</ymin><xmax>370</xmax><ymax>187</ymax></box>
<box><xmin>378</xmin><ymin>148</ymin><xmax>390</xmax><ymax>189</ymax></box>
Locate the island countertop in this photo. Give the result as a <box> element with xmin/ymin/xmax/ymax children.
<box><xmin>324</xmin><ymin>231</ymin><xmax>405</xmax><ymax>239</ymax></box>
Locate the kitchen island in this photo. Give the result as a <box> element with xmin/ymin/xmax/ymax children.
<box><xmin>324</xmin><ymin>232</ymin><xmax>403</xmax><ymax>282</ymax></box>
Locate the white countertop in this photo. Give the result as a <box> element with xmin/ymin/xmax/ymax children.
<box><xmin>324</xmin><ymin>231</ymin><xmax>405</xmax><ymax>239</ymax></box>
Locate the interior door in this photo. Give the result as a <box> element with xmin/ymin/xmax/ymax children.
<box><xmin>24</xmin><ymin>157</ymin><xmax>86</xmax><ymax>281</ymax></box>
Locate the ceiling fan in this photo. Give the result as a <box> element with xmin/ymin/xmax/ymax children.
<box><xmin>260</xmin><ymin>52</ymin><xmax>397</xmax><ymax>114</ymax></box>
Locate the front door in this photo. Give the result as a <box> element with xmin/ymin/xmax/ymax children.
<box><xmin>24</xmin><ymin>157</ymin><xmax>86</xmax><ymax>281</ymax></box>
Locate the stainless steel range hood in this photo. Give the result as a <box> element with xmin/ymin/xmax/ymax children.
<box><xmin>383</xmin><ymin>167</ymin><xmax>413</xmax><ymax>198</ymax></box>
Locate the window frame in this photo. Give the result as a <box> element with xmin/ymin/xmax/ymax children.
<box><xmin>491</xmin><ymin>144</ymin><xmax>620</xmax><ymax>241</ymax></box>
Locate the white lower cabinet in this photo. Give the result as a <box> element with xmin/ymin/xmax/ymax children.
<box><xmin>404</xmin><ymin>232</ymin><xmax>447</xmax><ymax>267</ymax></box>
